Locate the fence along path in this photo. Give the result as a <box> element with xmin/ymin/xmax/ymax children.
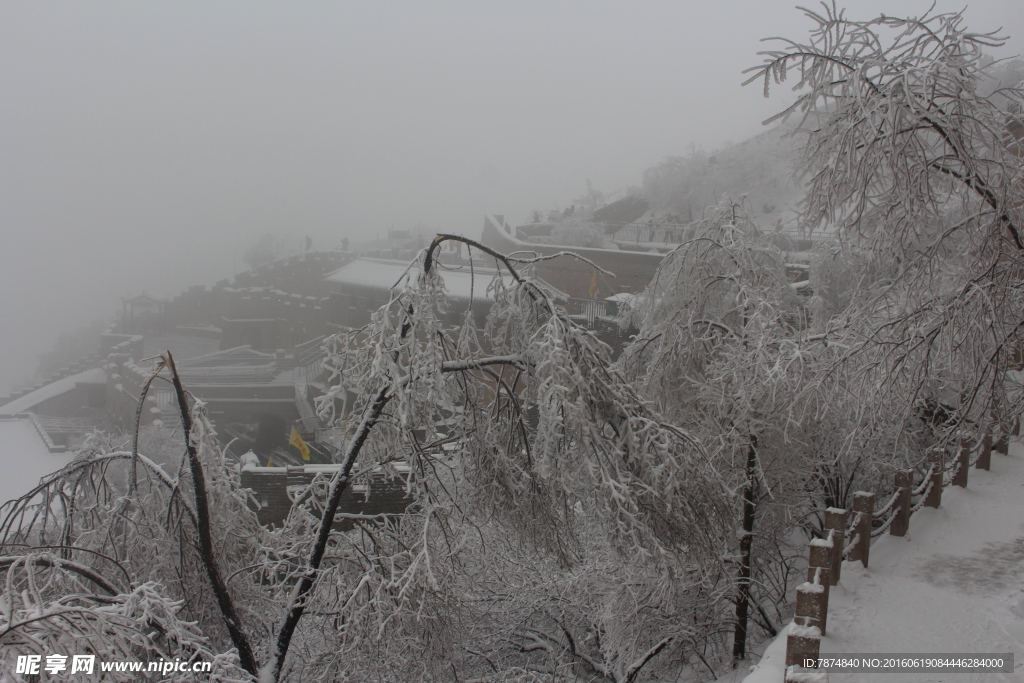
<box><xmin>778</xmin><ymin>422</ymin><xmax>1017</xmax><ymax>683</ymax></box>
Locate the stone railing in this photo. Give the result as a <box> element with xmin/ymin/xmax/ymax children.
<box><xmin>782</xmin><ymin>420</ymin><xmax>1017</xmax><ymax>682</ymax></box>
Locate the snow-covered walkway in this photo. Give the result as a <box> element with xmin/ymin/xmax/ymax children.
<box><xmin>743</xmin><ymin>440</ymin><xmax>1024</xmax><ymax>682</ymax></box>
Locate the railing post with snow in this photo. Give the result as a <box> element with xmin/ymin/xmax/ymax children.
<box><xmin>952</xmin><ymin>436</ymin><xmax>971</xmax><ymax>488</ymax></box>
<box><xmin>787</xmin><ymin>580</ymin><xmax>825</xmax><ymax>674</ymax></box>
<box><xmin>785</xmin><ymin>623</ymin><xmax>825</xmax><ymax>681</ymax></box>
<box><xmin>889</xmin><ymin>470</ymin><xmax>912</xmax><ymax>537</ymax></box>
<box><xmin>924</xmin><ymin>450</ymin><xmax>943</xmax><ymax>508</ymax></box>
<box><xmin>785</xmin><ymin>536</ymin><xmax>831</xmax><ymax>672</ymax></box>
<box><xmin>785</xmin><ymin>539</ymin><xmax>839</xmax><ymax>682</ymax></box>
<box><xmin>974</xmin><ymin>432</ymin><xmax>991</xmax><ymax>471</ymax></box>
<box><xmin>824</xmin><ymin>508</ymin><xmax>846</xmax><ymax>585</ymax></box>
<box><xmin>850</xmin><ymin>492</ymin><xmax>874</xmax><ymax>568</ymax></box>
<box><xmin>806</xmin><ymin>540</ymin><xmax>832</xmax><ymax>635</ymax></box>
<box><xmin>976</xmin><ymin>433</ymin><xmax>992</xmax><ymax>471</ymax></box>
<box><xmin>793</xmin><ymin>580</ymin><xmax>826</xmax><ymax>633</ymax></box>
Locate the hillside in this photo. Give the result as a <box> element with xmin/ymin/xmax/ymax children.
<box><xmin>524</xmin><ymin>122</ymin><xmax>808</xmax><ymax>251</ymax></box>
<box><xmin>641</xmin><ymin>122</ymin><xmax>805</xmax><ymax>232</ymax></box>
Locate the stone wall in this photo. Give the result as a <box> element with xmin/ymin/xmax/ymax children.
<box><xmin>240</xmin><ymin>466</ymin><xmax>413</xmax><ymax>530</ymax></box>
<box><xmin>481</xmin><ymin>215</ymin><xmax>665</xmax><ymax>299</ymax></box>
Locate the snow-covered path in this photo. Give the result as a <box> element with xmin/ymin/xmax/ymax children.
<box><xmin>744</xmin><ymin>441</ymin><xmax>1024</xmax><ymax>683</ymax></box>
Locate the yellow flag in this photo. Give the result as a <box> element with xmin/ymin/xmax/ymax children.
<box><xmin>588</xmin><ymin>270</ymin><xmax>598</xmax><ymax>299</ymax></box>
<box><xmin>289</xmin><ymin>426</ymin><xmax>311</xmax><ymax>461</ymax></box>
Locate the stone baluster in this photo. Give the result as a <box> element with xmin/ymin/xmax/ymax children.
<box><xmin>806</xmin><ymin>540</ymin><xmax>832</xmax><ymax>635</ymax></box>
<box><xmin>976</xmin><ymin>433</ymin><xmax>992</xmax><ymax>471</ymax></box>
<box><xmin>924</xmin><ymin>450</ymin><xmax>943</xmax><ymax>507</ymax></box>
<box><xmin>823</xmin><ymin>508</ymin><xmax>846</xmax><ymax>585</ymax></box>
<box><xmin>850</xmin><ymin>492</ymin><xmax>875</xmax><ymax>568</ymax></box>
<box><xmin>952</xmin><ymin>436</ymin><xmax>971</xmax><ymax>488</ymax></box>
<box><xmin>785</xmin><ymin>622</ymin><xmax>824</xmax><ymax>676</ymax></box>
<box><xmin>889</xmin><ymin>470</ymin><xmax>912</xmax><ymax>537</ymax></box>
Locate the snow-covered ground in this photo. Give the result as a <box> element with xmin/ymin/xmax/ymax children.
<box><xmin>0</xmin><ymin>418</ymin><xmax>74</xmax><ymax>506</ymax></box>
<box><xmin>734</xmin><ymin>439</ymin><xmax>1024</xmax><ymax>683</ymax></box>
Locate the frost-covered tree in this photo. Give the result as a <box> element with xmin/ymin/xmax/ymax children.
<box><xmin>0</xmin><ymin>402</ymin><xmax>259</xmax><ymax>681</ymax></box>
<box><xmin>1</xmin><ymin>237</ymin><xmax>736</xmax><ymax>682</ymax></box>
<box><xmin>744</xmin><ymin>3</ymin><xmax>1024</xmax><ymax>446</ymax></box>
<box><xmin>619</xmin><ymin>202</ymin><xmax>835</xmax><ymax>664</ymax></box>
<box><xmin>619</xmin><ymin>190</ymin><xmax>954</xmax><ymax>664</ymax></box>
<box><xmin>296</xmin><ymin>234</ymin><xmax>735</xmax><ymax>680</ymax></box>
<box><xmin>7</xmin><ymin>8</ymin><xmax>1019</xmax><ymax>681</ymax></box>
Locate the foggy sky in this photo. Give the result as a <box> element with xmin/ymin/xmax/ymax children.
<box><xmin>1</xmin><ymin>1</ymin><xmax>1021</xmax><ymax>393</ymax></box>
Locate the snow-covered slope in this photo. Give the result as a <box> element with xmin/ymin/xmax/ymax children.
<box><xmin>739</xmin><ymin>440</ymin><xmax>1024</xmax><ymax>683</ymax></box>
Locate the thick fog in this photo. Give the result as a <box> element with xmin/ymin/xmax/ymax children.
<box><xmin>1</xmin><ymin>1</ymin><xmax>1020</xmax><ymax>393</ymax></box>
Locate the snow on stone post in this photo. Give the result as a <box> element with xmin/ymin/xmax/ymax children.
<box><xmin>785</xmin><ymin>626</ymin><xmax>824</xmax><ymax>675</ymax></box>
<box><xmin>823</xmin><ymin>508</ymin><xmax>846</xmax><ymax>585</ymax></box>
<box><xmin>851</xmin><ymin>492</ymin><xmax>874</xmax><ymax>568</ymax></box>
<box><xmin>976</xmin><ymin>433</ymin><xmax>992</xmax><ymax>471</ymax></box>
<box><xmin>806</xmin><ymin>540</ymin><xmax>831</xmax><ymax>635</ymax></box>
<box><xmin>952</xmin><ymin>436</ymin><xmax>971</xmax><ymax>488</ymax></box>
<box><xmin>924</xmin><ymin>450</ymin><xmax>943</xmax><ymax>508</ymax></box>
<box><xmin>889</xmin><ymin>470</ymin><xmax>912</xmax><ymax>537</ymax></box>
<box><xmin>790</xmin><ymin>593</ymin><xmax>823</xmax><ymax>671</ymax></box>
<box><xmin>785</xmin><ymin>663</ymin><xmax>829</xmax><ymax>683</ymax></box>
<box><xmin>793</xmin><ymin>582</ymin><xmax>825</xmax><ymax>632</ymax></box>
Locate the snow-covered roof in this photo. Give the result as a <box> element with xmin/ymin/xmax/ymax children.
<box><xmin>0</xmin><ymin>368</ymin><xmax>106</xmax><ymax>416</ymax></box>
<box><xmin>325</xmin><ymin>258</ymin><xmax>514</xmax><ymax>301</ymax></box>
<box><xmin>0</xmin><ymin>418</ymin><xmax>74</xmax><ymax>505</ymax></box>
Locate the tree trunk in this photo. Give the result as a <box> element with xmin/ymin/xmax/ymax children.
<box><xmin>732</xmin><ymin>440</ymin><xmax>758</xmax><ymax>666</ymax></box>
<box><xmin>164</xmin><ymin>352</ymin><xmax>258</xmax><ymax>676</ymax></box>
